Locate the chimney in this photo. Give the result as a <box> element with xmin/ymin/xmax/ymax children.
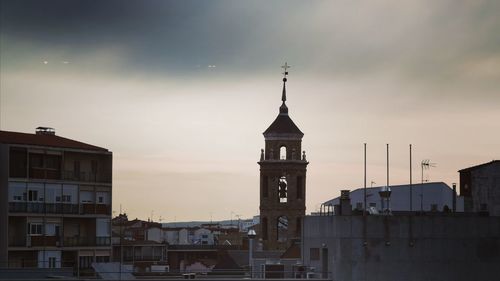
<box><xmin>339</xmin><ymin>190</ymin><xmax>352</xmax><ymax>215</ymax></box>
<box><xmin>36</xmin><ymin>127</ymin><xmax>55</xmax><ymax>135</ymax></box>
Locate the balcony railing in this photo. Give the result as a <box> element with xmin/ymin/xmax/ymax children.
<box><xmin>30</xmin><ymin>236</ymin><xmax>61</xmax><ymax>247</ymax></box>
<box><xmin>29</xmin><ymin>168</ymin><xmax>61</xmax><ymax>180</ymax></box>
<box><xmin>80</xmin><ymin>204</ymin><xmax>111</xmax><ymax>215</ymax></box>
<box><xmin>123</xmin><ymin>255</ymin><xmax>164</xmax><ymax>262</ymax></box>
<box><xmin>96</xmin><ymin>236</ymin><xmax>111</xmax><ymax>246</ymax></box>
<box><xmin>9</xmin><ymin>202</ymin><xmax>87</xmax><ymax>215</ymax></box>
<box><xmin>62</xmin><ymin>170</ymin><xmax>111</xmax><ymax>183</ymax></box>
<box><xmin>10</xmin><ymin>236</ymin><xmax>111</xmax><ymax>247</ymax></box>
<box><xmin>63</xmin><ymin>236</ymin><xmax>111</xmax><ymax>247</ymax></box>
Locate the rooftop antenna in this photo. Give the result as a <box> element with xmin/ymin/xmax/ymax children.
<box><xmin>420</xmin><ymin>159</ymin><xmax>436</xmax><ymax>212</ymax></box>
<box><xmin>409</xmin><ymin>144</ymin><xmax>413</xmax><ymax>212</ymax></box>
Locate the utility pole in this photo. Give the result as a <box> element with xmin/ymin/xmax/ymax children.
<box><xmin>364</xmin><ymin>143</ymin><xmax>367</xmax><ymax>216</ymax></box>
<box><xmin>410</xmin><ymin>144</ymin><xmax>412</xmax><ymax>212</ymax></box>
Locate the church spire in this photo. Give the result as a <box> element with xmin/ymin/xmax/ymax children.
<box><xmin>280</xmin><ymin>62</ymin><xmax>290</xmax><ymax>115</ymax></box>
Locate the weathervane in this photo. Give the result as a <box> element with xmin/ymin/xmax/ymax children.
<box><xmin>281</xmin><ymin>62</ymin><xmax>290</xmax><ymax>79</ymax></box>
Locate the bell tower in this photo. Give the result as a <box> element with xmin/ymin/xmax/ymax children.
<box><xmin>258</xmin><ymin>63</ymin><xmax>308</xmax><ymax>250</ymax></box>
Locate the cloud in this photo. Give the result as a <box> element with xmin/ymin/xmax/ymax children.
<box><xmin>2</xmin><ymin>0</ymin><xmax>500</xmax><ymax>220</ymax></box>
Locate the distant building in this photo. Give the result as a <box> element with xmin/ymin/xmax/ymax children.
<box><xmin>324</xmin><ymin>182</ymin><xmax>464</xmax><ymax>213</ymax></box>
<box><xmin>239</xmin><ymin>215</ymin><xmax>260</xmax><ymax>232</ymax></box>
<box><xmin>111</xmin><ymin>216</ymin><xmax>167</xmax><ymax>272</ymax></box>
<box><xmin>0</xmin><ymin>127</ymin><xmax>112</xmax><ymax>272</ymax></box>
<box><xmin>111</xmin><ymin>216</ymin><xmax>247</xmax><ymax>272</ymax></box>
<box><xmin>459</xmin><ymin>160</ymin><xmax>500</xmax><ymax>215</ymax></box>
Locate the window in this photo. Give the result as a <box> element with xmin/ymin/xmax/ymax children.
<box><xmin>74</xmin><ymin>161</ymin><xmax>80</xmax><ymax>173</ymax></box>
<box><xmin>279</xmin><ymin>176</ymin><xmax>287</xmax><ymax>203</ymax></box>
<box><xmin>28</xmin><ymin>190</ymin><xmax>38</xmax><ymax>202</ymax></box>
<box><xmin>28</xmin><ymin>223</ymin><xmax>43</xmax><ymax>235</ymax></box>
<box><xmin>30</xmin><ymin>154</ymin><xmax>44</xmax><ymax>168</ymax></box>
<box><xmin>280</xmin><ymin>146</ymin><xmax>287</xmax><ymax>160</ymax></box>
<box><xmin>45</xmin><ymin>155</ymin><xmax>60</xmax><ymax>169</ymax></box>
<box><xmin>201</xmin><ymin>234</ymin><xmax>208</xmax><ymax>239</ymax></box>
<box><xmin>262</xmin><ymin>176</ymin><xmax>268</xmax><ymax>198</ymax></box>
<box><xmin>98</xmin><ymin>196</ymin><xmax>104</xmax><ymax>203</ymax></box>
<box><xmin>310</xmin><ymin>248</ymin><xmax>320</xmax><ymax>261</ymax></box>
<box><xmin>356</xmin><ymin>202</ymin><xmax>363</xmax><ymax>210</ymax></box>
<box><xmin>296</xmin><ymin>176</ymin><xmax>303</xmax><ymax>199</ymax></box>
<box><xmin>48</xmin><ymin>257</ymin><xmax>56</xmax><ymax>268</ymax></box>
<box><xmin>13</xmin><ymin>195</ymin><xmax>22</xmax><ymax>201</ymax></box>
<box><xmin>9</xmin><ymin>147</ymin><xmax>27</xmax><ymax>178</ymax></box>
<box><xmin>62</xmin><ymin>195</ymin><xmax>71</xmax><ymax>202</ymax></box>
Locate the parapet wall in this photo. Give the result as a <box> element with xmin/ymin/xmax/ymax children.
<box><xmin>302</xmin><ymin>215</ymin><xmax>500</xmax><ymax>281</ymax></box>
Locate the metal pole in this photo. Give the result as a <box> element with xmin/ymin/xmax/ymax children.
<box><xmin>249</xmin><ymin>238</ymin><xmax>253</xmax><ymax>278</ymax></box>
<box><xmin>421</xmin><ymin>163</ymin><xmax>424</xmax><ymax>212</ymax></box>
<box><xmin>386</xmin><ymin>144</ymin><xmax>389</xmax><ymax>188</ymax></box>
<box><xmin>410</xmin><ymin>144</ymin><xmax>412</xmax><ymax>212</ymax></box>
<box><xmin>386</xmin><ymin>144</ymin><xmax>389</xmax><ymax>211</ymax></box>
<box><xmin>120</xmin><ymin>205</ymin><xmax>122</xmax><ymax>281</ymax></box>
<box><xmin>364</xmin><ymin>143</ymin><xmax>367</xmax><ymax>216</ymax></box>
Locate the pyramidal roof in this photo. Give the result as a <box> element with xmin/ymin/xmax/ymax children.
<box><xmin>263</xmin><ymin>76</ymin><xmax>304</xmax><ymax>138</ymax></box>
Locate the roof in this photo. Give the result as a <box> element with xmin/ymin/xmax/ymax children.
<box><xmin>323</xmin><ymin>182</ymin><xmax>461</xmax><ymax>212</ymax></box>
<box><xmin>263</xmin><ymin>114</ymin><xmax>303</xmax><ymax>137</ymax></box>
<box><xmin>458</xmin><ymin>160</ymin><xmax>499</xmax><ymax>172</ymax></box>
<box><xmin>0</xmin><ymin>130</ymin><xmax>108</xmax><ymax>152</ymax></box>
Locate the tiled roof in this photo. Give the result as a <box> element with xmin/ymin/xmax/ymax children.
<box><xmin>0</xmin><ymin>130</ymin><xmax>108</xmax><ymax>152</ymax></box>
<box><xmin>263</xmin><ymin>114</ymin><xmax>303</xmax><ymax>136</ymax></box>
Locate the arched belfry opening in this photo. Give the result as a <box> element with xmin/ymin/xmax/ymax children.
<box><xmin>280</xmin><ymin>146</ymin><xmax>287</xmax><ymax>160</ymax></box>
<box><xmin>277</xmin><ymin>216</ymin><xmax>288</xmax><ymax>242</ymax></box>
<box><xmin>258</xmin><ymin>63</ymin><xmax>309</xmax><ymax>250</ymax></box>
<box><xmin>279</xmin><ymin>176</ymin><xmax>288</xmax><ymax>203</ymax></box>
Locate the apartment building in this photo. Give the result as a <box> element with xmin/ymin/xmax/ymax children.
<box><xmin>0</xmin><ymin>127</ymin><xmax>112</xmax><ymax>272</ymax></box>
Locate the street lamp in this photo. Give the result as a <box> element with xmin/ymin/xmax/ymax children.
<box><xmin>247</xmin><ymin>229</ymin><xmax>257</xmax><ymax>278</ymax></box>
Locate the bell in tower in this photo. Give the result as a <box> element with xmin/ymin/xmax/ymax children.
<box><xmin>258</xmin><ymin>63</ymin><xmax>309</xmax><ymax>250</ymax></box>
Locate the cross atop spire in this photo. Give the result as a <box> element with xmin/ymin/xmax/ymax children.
<box><xmin>281</xmin><ymin>62</ymin><xmax>291</xmax><ymax>79</ymax></box>
<box><xmin>279</xmin><ymin>62</ymin><xmax>290</xmax><ymax>114</ymax></box>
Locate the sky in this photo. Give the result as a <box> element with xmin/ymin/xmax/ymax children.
<box><xmin>1</xmin><ymin>0</ymin><xmax>499</xmax><ymax>221</ymax></box>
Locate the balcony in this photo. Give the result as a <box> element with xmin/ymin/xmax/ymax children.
<box><xmin>63</xmin><ymin>236</ymin><xmax>111</xmax><ymax>247</ymax></box>
<box><xmin>30</xmin><ymin>236</ymin><xmax>61</xmax><ymax>247</ymax></box>
<box><xmin>63</xmin><ymin>170</ymin><xmax>111</xmax><ymax>183</ymax></box>
<box><xmin>9</xmin><ymin>202</ymin><xmax>79</xmax><ymax>214</ymax></box>
<box><xmin>80</xmin><ymin>204</ymin><xmax>111</xmax><ymax>215</ymax></box>
<box><xmin>123</xmin><ymin>255</ymin><xmax>164</xmax><ymax>262</ymax></box>
<box><xmin>29</xmin><ymin>167</ymin><xmax>61</xmax><ymax>180</ymax></box>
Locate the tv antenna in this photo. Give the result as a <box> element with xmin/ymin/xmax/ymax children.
<box><xmin>420</xmin><ymin>159</ymin><xmax>437</xmax><ymax>212</ymax></box>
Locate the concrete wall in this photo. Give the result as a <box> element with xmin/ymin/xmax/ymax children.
<box><xmin>470</xmin><ymin>162</ymin><xmax>500</xmax><ymax>216</ymax></box>
<box><xmin>302</xmin><ymin>215</ymin><xmax>500</xmax><ymax>281</ymax></box>
<box><xmin>0</xmin><ymin>144</ymin><xmax>9</xmax><ymax>267</ymax></box>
